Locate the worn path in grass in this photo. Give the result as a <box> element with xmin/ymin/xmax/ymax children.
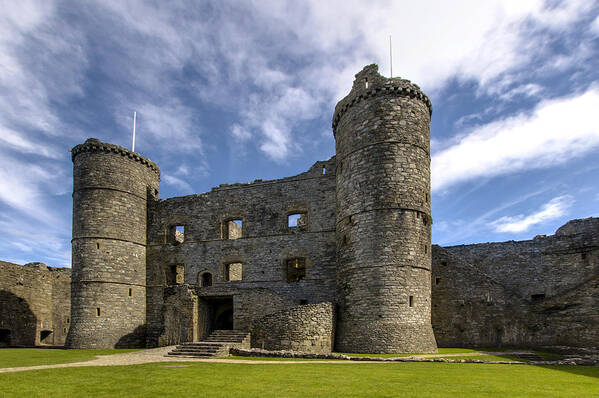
<box><xmin>0</xmin><ymin>347</ymin><xmax>541</xmax><ymax>373</ymax></box>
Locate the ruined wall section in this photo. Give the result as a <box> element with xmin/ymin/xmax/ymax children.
<box><xmin>146</xmin><ymin>158</ymin><xmax>337</xmax><ymax>346</ymax></box>
<box><xmin>68</xmin><ymin>139</ymin><xmax>160</xmax><ymax>348</ymax></box>
<box><xmin>251</xmin><ymin>302</ymin><xmax>335</xmax><ymax>353</ymax></box>
<box><xmin>0</xmin><ymin>261</ymin><xmax>71</xmax><ymax>346</ymax></box>
<box><xmin>432</xmin><ymin>217</ymin><xmax>599</xmax><ymax>351</ymax></box>
<box><xmin>334</xmin><ymin>64</ymin><xmax>437</xmax><ymax>353</ymax></box>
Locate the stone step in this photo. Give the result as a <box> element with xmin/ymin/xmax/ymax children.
<box><xmin>515</xmin><ymin>353</ymin><xmax>544</xmax><ymax>361</ymax></box>
<box><xmin>167</xmin><ymin>352</ymin><xmax>214</xmax><ymax>357</ymax></box>
<box><xmin>166</xmin><ymin>330</ymin><xmax>251</xmax><ymax>358</ymax></box>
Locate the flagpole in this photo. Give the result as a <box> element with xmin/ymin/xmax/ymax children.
<box><xmin>132</xmin><ymin>111</ymin><xmax>136</xmax><ymax>152</ymax></box>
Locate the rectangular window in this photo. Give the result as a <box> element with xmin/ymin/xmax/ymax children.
<box><xmin>225</xmin><ymin>262</ymin><xmax>243</xmax><ymax>281</ymax></box>
<box><xmin>225</xmin><ymin>219</ymin><xmax>243</xmax><ymax>239</ymax></box>
<box><xmin>128</xmin><ymin>287</ymin><xmax>133</xmax><ymax>297</ymax></box>
<box><xmin>435</xmin><ymin>277</ymin><xmax>441</xmax><ymax>285</ymax></box>
<box><xmin>167</xmin><ymin>265</ymin><xmax>185</xmax><ymax>285</ymax></box>
<box><xmin>96</xmin><ymin>307</ymin><xmax>101</xmax><ymax>317</ymax></box>
<box><xmin>288</xmin><ymin>213</ymin><xmax>307</xmax><ymax>229</ymax></box>
<box><xmin>409</xmin><ymin>296</ymin><xmax>414</xmax><ymax>307</ymax></box>
<box><xmin>286</xmin><ymin>258</ymin><xmax>306</xmax><ymax>283</ymax></box>
<box><xmin>170</xmin><ymin>225</ymin><xmax>185</xmax><ymax>244</ymax></box>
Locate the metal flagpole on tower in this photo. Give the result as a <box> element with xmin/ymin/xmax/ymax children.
<box><xmin>132</xmin><ymin>111</ymin><xmax>136</xmax><ymax>152</ymax></box>
<box><xmin>389</xmin><ymin>35</ymin><xmax>393</xmax><ymax>78</ymax></box>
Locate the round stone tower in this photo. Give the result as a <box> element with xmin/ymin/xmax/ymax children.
<box><xmin>333</xmin><ymin>65</ymin><xmax>437</xmax><ymax>353</ymax></box>
<box><xmin>66</xmin><ymin>138</ymin><xmax>160</xmax><ymax>348</ymax></box>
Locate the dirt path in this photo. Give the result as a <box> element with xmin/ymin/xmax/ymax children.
<box><xmin>0</xmin><ymin>348</ymin><xmax>532</xmax><ymax>374</ymax></box>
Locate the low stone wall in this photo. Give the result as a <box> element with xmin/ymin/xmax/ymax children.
<box><xmin>250</xmin><ymin>302</ymin><xmax>334</xmax><ymax>353</ymax></box>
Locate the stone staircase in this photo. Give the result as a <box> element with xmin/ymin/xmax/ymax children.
<box><xmin>167</xmin><ymin>330</ymin><xmax>250</xmax><ymax>358</ymax></box>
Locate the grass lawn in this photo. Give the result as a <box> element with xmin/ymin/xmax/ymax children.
<box><xmin>0</xmin><ymin>361</ymin><xmax>597</xmax><ymax>397</ymax></box>
<box><xmin>0</xmin><ymin>348</ymin><xmax>141</xmax><ymax>369</ymax></box>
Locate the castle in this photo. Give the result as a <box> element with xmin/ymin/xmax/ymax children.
<box><xmin>1</xmin><ymin>65</ymin><xmax>597</xmax><ymax>353</ymax></box>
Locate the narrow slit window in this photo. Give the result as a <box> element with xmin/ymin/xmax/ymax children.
<box><xmin>286</xmin><ymin>258</ymin><xmax>306</xmax><ymax>283</ymax></box>
<box><xmin>435</xmin><ymin>277</ymin><xmax>441</xmax><ymax>285</ymax></box>
<box><xmin>96</xmin><ymin>242</ymin><xmax>100</xmax><ymax>250</ymax></box>
<box><xmin>225</xmin><ymin>219</ymin><xmax>243</xmax><ymax>239</ymax></box>
<box><xmin>96</xmin><ymin>307</ymin><xmax>101</xmax><ymax>317</ymax></box>
<box><xmin>365</xmin><ymin>78</ymin><xmax>369</xmax><ymax>88</ymax></box>
<box><xmin>322</xmin><ymin>166</ymin><xmax>326</xmax><ymax>175</ymax></box>
<box><xmin>128</xmin><ymin>288</ymin><xmax>133</xmax><ymax>297</ymax></box>
<box><xmin>409</xmin><ymin>296</ymin><xmax>414</xmax><ymax>307</ymax></box>
<box><xmin>288</xmin><ymin>213</ymin><xmax>307</xmax><ymax>229</ymax></box>
<box><xmin>225</xmin><ymin>262</ymin><xmax>243</xmax><ymax>282</ymax></box>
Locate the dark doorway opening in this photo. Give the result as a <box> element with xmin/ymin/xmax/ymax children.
<box><xmin>40</xmin><ymin>330</ymin><xmax>53</xmax><ymax>344</ymax></box>
<box><xmin>198</xmin><ymin>297</ymin><xmax>234</xmax><ymax>337</ymax></box>
<box><xmin>0</xmin><ymin>329</ymin><xmax>11</xmax><ymax>346</ymax></box>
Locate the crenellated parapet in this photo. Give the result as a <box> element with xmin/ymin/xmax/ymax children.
<box><xmin>332</xmin><ymin>64</ymin><xmax>432</xmax><ymax>135</ymax></box>
<box><xmin>71</xmin><ymin>138</ymin><xmax>160</xmax><ymax>177</ymax></box>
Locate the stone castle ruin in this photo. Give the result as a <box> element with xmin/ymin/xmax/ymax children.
<box><xmin>1</xmin><ymin>65</ymin><xmax>597</xmax><ymax>354</ymax></box>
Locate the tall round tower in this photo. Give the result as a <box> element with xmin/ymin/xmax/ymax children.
<box><xmin>66</xmin><ymin>138</ymin><xmax>160</xmax><ymax>348</ymax></box>
<box><xmin>334</xmin><ymin>65</ymin><xmax>437</xmax><ymax>353</ymax></box>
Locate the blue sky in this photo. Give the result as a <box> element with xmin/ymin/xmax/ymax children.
<box><xmin>1</xmin><ymin>0</ymin><xmax>598</xmax><ymax>267</ymax></box>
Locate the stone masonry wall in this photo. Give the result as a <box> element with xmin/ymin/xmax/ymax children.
<box><xmin>251</xmin><ymin>302</ymin><xmax>335</xmax><ymax>353</ymax></box>
<box><xmin>0</xmin><ymin>261</ymin><xmax>71</xmax><ymax>346</ymax></box>
<box><xmin>67</xmin><ymin>138</ymin><xmax>160</xmax><ymax>348</ymax></box>
<box><xmin>334</xmin><ymin>64</ymin><xmax>437</xmax><ymax>353</ymax></box>
<box><xmin>432</xmin><ymin>217</ymin><xmax>599</xmax><ymax>351</ymax></box>
<box><xmin>145</xmin><ymin>157</ymin><xmax>337</xmax><ymax>346</ymax></box>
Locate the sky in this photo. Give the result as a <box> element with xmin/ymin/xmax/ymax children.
<box><xmin>1</xmin><ymin>0</ymin><xmax>598</xmax><ymax>268</ymax></box>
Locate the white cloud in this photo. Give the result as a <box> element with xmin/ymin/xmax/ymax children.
<box><xmin>432</xmin><ymin>88</ymin><xmax>599</xmax><ymax>192</ymax></box>
<box><xmin>592</xmin><ymin>15</ymin><xmax>599</xmax><ymax>34</ymax></box>
<box><xmin>491</xmin><ymin>195</ymin><xmax>572</xmax><ymax>233</ymax></box>
<box><xmin>163</xmin><ymin>174</ymin><xmax>193</xmax><ymax>193</ymax></box>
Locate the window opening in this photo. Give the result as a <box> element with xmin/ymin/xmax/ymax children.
<box><xmin>200</xmin><ymin>272</ymin><xmax>213</xmax><ymax>287</ymax></box>
<box><xmin>300</xmin><ymin>299</ymin><xmax>308</xmax><ymax>305</ymax></box>
<box><xmin>63</xmin><ymin>328</ymin><xmax>67</xmax><ymax>334</ymax></box>
<box><xmin>365</xmin><ymin>78</ymin><xmax>369</xmax><ymax>89</ymax></box>
<box><xmin>96</xmin><ymin>242</ymin><xmax>100</xmax><ymax>250</ymax></box>
<box><xmin>225</xmin><ymin>262</ymin><xmax>243</xmax><ymax>281</ymax></box>
<box><xmin>424</xmin><ymin>245</ymin><xmax>428</xmax><ymax>253</ymax></box>
<box><xmin>128</xmin><ymin>287</ymin><xmax>133</xmax><ymax>297</ymax></box>
<box><xmin>167</xmin><ymin>265</ymin><xmax>184</xmax><ymax>285</ymax></box>
<box><xmin>96</xmin><ymin>307</ymin><xmax>101</xmax><ymax>317</ymax></box>
<box><xmin>435</xmin><ymin>277</ymin><xmax>441</xmax><ymax>285</ymax></box>
<box><xmin>170</xmin><ymin>225</ymin><xmax>185</xmax><ymax>244</ymax></box>
<box><xmin>286</xmin><ymin>258</ymin><xmax>307</xmax><ymax>283</ymax></box>
<box><xmin>531</xmin><ymin>293</ymin><xmax>545</xmax><ymax>301</ymax></box>
<box><xmin>409</xmin><ymin>296</ymin><xmax>414</xmax><ymax>307</ymax></box>
<box><xmin>288</xmin><ymin>213</ymin><xmax>307</xmax><ymax>229</ymax></box>
<box><xmin>225</xmin><ymin>219</ymin><xmax>243</xmax><ymax>239</ymax></box>
<box><xmin>322</xmin><ymin>166</ymin><xmax>326</xmax><ymax>175</ymax></box>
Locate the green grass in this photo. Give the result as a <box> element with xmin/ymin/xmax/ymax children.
<box><xmin>0</xmin><ymin>362</ymin><xmax>597</xmax><ymax>397</ymax></box>
<box><xmin>0</xmin><ymin>348</ymin><xmax>141</xmax><ymax>368</ymax></box>
<box><xmin>433</xmin><ymin>355</ymin><xmax>528</xmax><ymax>362</ymax></box>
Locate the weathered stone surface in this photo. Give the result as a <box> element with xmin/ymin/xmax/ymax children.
<box><xmin>432</xmin><ymin>217</ymin><xmax>599</xmax><ymax>351</ymax></box>
<box><xmin>67</xmin><ymin>138</ymin><xmax>160</xmax><ymax>348</ymax></box>
<box><xmin>251</xmin><ymin>302</ymin><xmax>334</xmax><ymax>353</ymax></box>
<box><xmin>0</xmin><ymin>261</ymin><xmax>70</xmax><ymax>346</ymax></box>
<box><xmin>334</xmin><ymin>64</ymin><xmax>437</xmax><ymax>353</ymax></box>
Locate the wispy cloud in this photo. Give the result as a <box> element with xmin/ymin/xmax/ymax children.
<box><xmin>432</xmin><ymin>88</ymin><xmax>599</xmax><ymax>192</ymax></box>
<box><xmin>491</xmin><ymin>195</ymin><xmax>572</xmax><ymax>233</ymax></box>
<box><xmin>163</xmin><ymin>174</ymin><xmax>193</xmax><ymax>193</ymax></box>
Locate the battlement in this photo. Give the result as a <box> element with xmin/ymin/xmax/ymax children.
<box><xmin>332</xmin><ymin>64</ymin><xmax>432</xmax><ymax>134</ymax></box>
<box><xmin>71</xmin><ymin>138</ymin><xmax>160</xmax><ymax>177</ymax></box>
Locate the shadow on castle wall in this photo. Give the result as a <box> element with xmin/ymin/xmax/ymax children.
<box><xmin>0</xmin><ymin>290</ymin><xmax>37</xmax><ymax>346</ymax></box>
<box><xmin>114</xmin><ymin>325</ymin><xmax>147</xmax><ymax>349</ymax></box>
